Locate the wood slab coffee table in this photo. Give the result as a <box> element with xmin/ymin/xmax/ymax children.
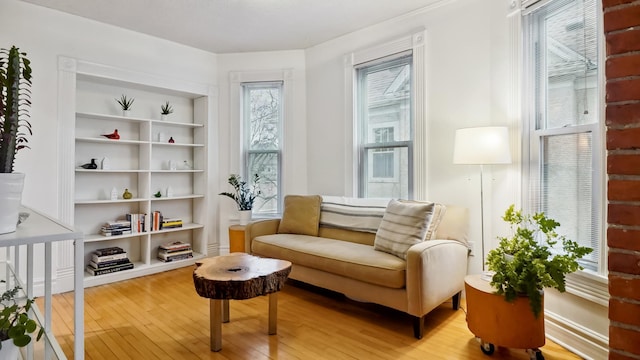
<box><xmin>193</xmin><ymin>253</ymin><xmax>292</xmax><ymax>352</ymax></box>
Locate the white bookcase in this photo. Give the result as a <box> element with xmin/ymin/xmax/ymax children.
<box><xmin>58</xmin><ymin>57</ymin><xmax>215</xmax><ymax>288</ymax></box>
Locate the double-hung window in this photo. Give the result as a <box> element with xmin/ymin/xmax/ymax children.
<box><xmin>524</xmin><ymin>0</ymin><xmax>602</xmax><ymax>273</ymax></box>
<box><xmin>241</xmin><ymin>81</ymin><xmax>283</xmax><ymax>216</ymax></box>
<box><xmin>356</xmin><ymin>53</ymin><xmax>414</xmax><ymax>199</ymax></box>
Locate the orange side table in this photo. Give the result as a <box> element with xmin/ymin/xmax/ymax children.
<box><xmin>228</xmin><ymin>225</ymin><xmax>246</xmax><ymax>253</ymax></box>
<box><xmin>465</xmin><ymin>274</ymin><xmax>545</xmax><ymax>359</ymax></box>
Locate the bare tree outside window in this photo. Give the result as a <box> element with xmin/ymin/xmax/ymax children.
<box><xmin>243</xmin><ymin>82</ymin><xmax>282</xmax><ymax>215</ymax></box>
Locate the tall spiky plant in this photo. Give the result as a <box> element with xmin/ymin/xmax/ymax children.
<box><xmin>0</xmin><ymin>46</ymin><xmax>32</xmax><ymax>173</ymax></box>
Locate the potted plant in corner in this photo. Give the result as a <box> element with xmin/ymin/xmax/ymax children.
<box><xmin>160</xmin><ymin>101</ymin><xmax>173</xmax><ymax>121</ymax></box>
<box><xmin>0</xmin><ymin>283</ymin><xmax>44</xmax><ymax>359</ymax></box>
<box><xmin>486</xmin><ymin>205</ymin><xmax>593</xmax><ymax>318</ymax></box>
<box><xmin>219</xmin><ymin>174</ymin><xmax>260</xmax><ymax>225</ymax></box>
<box><xmin>0</xmin><ymin>46</ymin><xmax>32</xmax><ymax>234</ymax></box>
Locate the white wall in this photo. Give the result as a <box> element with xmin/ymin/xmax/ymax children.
<box><xmin>0</xmin><ymin>0</ymin><xmax>218</xmax><ymax>218</ymax></box>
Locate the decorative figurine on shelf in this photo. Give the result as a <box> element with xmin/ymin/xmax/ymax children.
<box><xmin>110</xmin><ymin>187</ymin><xmax>118</xmax><ymax>201</ymax></box>
<box><xmin>154</xmin><ymin>191</ymin><xmax>162</xmax><ymax>198</ymax></box>
<box><xmin>183</xmin><ymin>160</ymin><xmax>192</xmax><ymax>170</ymax></box>
<box><xmin>101</xmin><ymin>129</ymin><xmax>120</xmax><ymax>140</ymax></box>
<box><xmin>80</xmin><ymin>158</ymin><xmax>98</xmax><ymax>169</ymax></box>
<box><xmin>168</xmin><ymin>137</ymin><xmax>175</xmax><ymax>144</ymax></box>
<box><xmin>101</xmin><ymin>156</ymin><xmax>110</xmax><ymax>170</ymax></box>
<box><xmin>122</xmin><ymin>188</ymin><xmax>133</xmax><ymax>199</ymax></box>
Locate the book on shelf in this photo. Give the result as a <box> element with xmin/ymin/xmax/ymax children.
<box><xmin>126</xmin><ymin>213</ymin><xmax>147</xmax><ymax>233</ymax></box>
<box><xmin>157</xmin><ymin>249</ymin><xmax>192</xmax><ymax>260</ymax></box>
<box><xmin>151</xmin><ymin>211</ymin><xmax>162</xmax><ymax>231</ymax></box>
<box><xmin>93</xmin><ymin>246</ymin><xmax>125</xmax><ymax>256</ymax></box>
<box><xmin>89</xmin><ymin>257</ymin><xmax>131</xmax><ymax>269</ymax></box>
<box><xmin>101</xmin><ymin>229</ymin><xmax>132</xmax><ymax>237</ymax></box>
<box><xmin>159</xmin><ymin>241</ymin><xmax>191</xmax><ymax>251</ymax></box>
<box><xmin>91</xmin><ymin>252</ymin><xmax>128</xmax><ymax>263</ymax></box>
<box><xmin>157</xmin><ymin>253</ymin><xmax>193</xmax><ymax>262</ymax></box>
<box><xmin>86</xmin><ymin>262</ymin><xmax>134</xmax><ymax>276</ymax></box>
<box><xmin>161</xmin><ymin>218</ymin><xmax>183</xmax><ymax>229</ymax></box>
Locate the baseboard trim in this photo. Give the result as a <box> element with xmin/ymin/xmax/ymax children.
<box><xmin>545</xmin><ymin>310</ymin><xmax>609</xmax><ymax>360</ymax></box>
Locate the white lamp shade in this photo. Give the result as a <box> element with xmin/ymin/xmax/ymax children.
<box><xmin>453</xmin><ymin>126</ymin><xmax>511</xmax><ymax>165</ymax></box>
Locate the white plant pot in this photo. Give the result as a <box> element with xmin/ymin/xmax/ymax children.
<box><xmin>0</xmin><ymin>338</ymin><xmax>19</xmax><ymax>360</ymax></box>
<box><xmin>0</xmin><ymin>173</ymin><xmax>25</xmax><ymax>234</ymax></box>
<box><xmin>238</xmin><ymin>210</ymin><xmax>252</xmax><ymax>225</ymax></box>
<box><xmin>161</xmin><ymin>114</ymin><xmax>168</xmax><ymax>121</ymax></box>
<box><xmin>122</xmin><ymin>110</ymin><xmax>131</xmax><ymax>117</ymax></box>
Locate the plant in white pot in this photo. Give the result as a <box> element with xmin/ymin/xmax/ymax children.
<box><xmin>116</xmin><ymin>94</ymin><xmax>134</xmax><ymax>116</ymax></box>
<box><xmin>0</xmin><ymin>283</ymin><xmax>44</xmax><ymax>358</ymax></box>
<box><xmin>486</xmin><ymin>205</ymin><xmax>593</xmax><ymax>318</ymax></box>
<box><xmin>0</xmin><ymin>46</ymin><xmax>32</xmax><ymax>234</ymax></box>
<box><xmin>219</xmin><ymin>174</ymin><xmax>260</xmax><ymax>225</ymax></box>
<box><xmin>160</xmin><ymin>101</ymin><xmax>173</xmax><ymax>121</ymax></box>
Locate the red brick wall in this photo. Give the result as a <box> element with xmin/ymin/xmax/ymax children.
<box><xmin>605</xmin><ymin>0</ymin><xmax>640</xmax><ymax>358</ymax></box>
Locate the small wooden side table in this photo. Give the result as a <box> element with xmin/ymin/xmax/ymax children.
<box><xmin>228</xmin><ymin>224</ymin><xmax>246</xmax><ymax>252</ymax></box>
<box><xmin>465</xmin><ymin>274</ymin><xmax>545</xmax><ymax>359</ymax></box>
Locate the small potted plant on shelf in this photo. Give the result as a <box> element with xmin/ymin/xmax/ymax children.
<box><xmin>116</xmin><ymin>94</ymin><xmax>134</xmax><ymax>116</ymax></box>
<box><xmin>160</xmin><ymin>101</ymin><xmax>173</xmax><ymax>121</ymax></box>
<box><xmin>0</xmin><ymin>283</ymin><xmax>44</xmax><ymax>358</ymax></box>
<box><xmin>486</xmin><ymin>205</ymin><xmax>593</xmax><ymax>318</ymax></box>
<box><xmin>0</xmin><ymin>45</ymin><xmax>32</xmax><ymax>234</ymax></box>
<box><xmin>219</xmin><ymin>174</ymin><xmax>260</xmax><ymax>225</ymax></box>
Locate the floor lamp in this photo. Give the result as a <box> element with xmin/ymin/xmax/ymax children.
<box><xmin>453</xmin><ymin>126</ymin><xmax>511</xmax><ymax>271</ymax></box>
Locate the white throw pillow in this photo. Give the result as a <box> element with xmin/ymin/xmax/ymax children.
<box><xmin>374</xmin><ymin>199</ymin><xmax>436</xmax><ymax>259</ymax></box>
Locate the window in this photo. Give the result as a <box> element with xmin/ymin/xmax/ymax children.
<box><xmin>356</xmin><ymin>53</ymin><xmax>413</xmax><ymax>198</ymax></box>
<box><xmin>242</xmin><ymin>81</ymin><xmax>283</xmax><ymax>216</ymax></box>
<box><xmin>524</xmin><ymin>0</ymin><xmax>602</xmax><ymax>273</ymax></box>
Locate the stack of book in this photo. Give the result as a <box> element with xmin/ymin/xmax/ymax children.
<box><xmin>161</xmin><ymin>218</ymin><xmax>183</xmax><ymax>229</ymax></box>
<box><xmin>101</xmin><ymin>220</ymin><xmax>132</xmax><ymax>236</ymax></box>
<box><xmin>86</xmin><ymin>247</ymin><xmax>134</xmax><ymax>276</ymax></box>
<box><xmin>157</xmin><ymin>241</ymin><xmax>193</xmax><ymax>262</ymax></box>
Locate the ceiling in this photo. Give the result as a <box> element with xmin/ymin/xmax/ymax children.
<box><xmin>22</xmin><ymin>0</ymin><xmax>443</xmax><ymax>54</ymax></box>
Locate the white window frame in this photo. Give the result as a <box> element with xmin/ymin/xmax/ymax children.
<box><xmin>344</xmin><ymin>29</ymin><xmax>427</xmax><ymax>200</ymax></box>
<box><xmin>229</xmin><ymin>70</ymin><xmax>293</xmax><ymax>216</ymax></box>
<box><xmin>521</xmin><ymin>0</ymin><xmax>608</xmax><ymax>305</ymax></box>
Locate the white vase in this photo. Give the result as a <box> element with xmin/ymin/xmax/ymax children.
<box><xmin>0</xmin><ymin>338</ymin><xmax>19</xmax><ymax>359</ymax></box>
<box><xmin>238</xmin><ymin>210</ymin><xmax>252</xmax><ymax>225</ymax></box>
<box><xmin>0</xmin><ymin>173</ymin><xmax>25</xmax><ymax>234</ymax></box>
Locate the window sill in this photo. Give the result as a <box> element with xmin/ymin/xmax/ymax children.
<box><xmin>565</xmin><ymin>270</ymin><xmax>609</xmax><ymax>307</ymax></box>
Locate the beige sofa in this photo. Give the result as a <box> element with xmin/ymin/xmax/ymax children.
<box><xmin>245</xmin><ymin>196</ymin><xmax>469</xmax><ymax>338</ymax></box>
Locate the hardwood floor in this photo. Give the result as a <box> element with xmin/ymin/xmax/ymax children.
<box><xmin>41</xmin><ymin>266</ymin><xmax>582</xmax><ymax>359</ymax></box>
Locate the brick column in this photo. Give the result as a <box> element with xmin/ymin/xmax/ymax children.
<box><xmin>604</xmin><ymin>0</ymin><xmax>640</xmax><ymax>359</ymax></box>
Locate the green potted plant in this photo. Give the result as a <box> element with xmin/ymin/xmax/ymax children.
<box><xmin>486</xmin><ymin>205</ymin><xmax>593</xmax><ymax>318</ymax></box>
<box><xmin>116</xmin><ymin>94</ymin><xmax>134</xmax><ymax>116</ymax></box>
<box><xmin>219</xmin><ymin>174</ymin><xmax>260</xmax><ymax>225</ymax></box>
<box><xmin>0</xmin><ymin>45</ymin><xmax>32</xmax><ymax>234</ymax></box>
<box><xmin>0</xmin><ymin>283</ymin><xmax>44</xmax><ymax>358</ymax></box>
<box><xmin>160</xmin><ymin>101</ymin><xmax>173</xmax><ymax>121</ymax></box>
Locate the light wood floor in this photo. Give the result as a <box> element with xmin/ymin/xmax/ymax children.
<box><xmin>41</xmin><ymin>266</ymin><xmax>582</xmax><ymax>360</ymax></box>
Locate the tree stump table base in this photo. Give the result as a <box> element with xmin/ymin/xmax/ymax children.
<box><xmin>193</xmin><ymin>253</ymin><xmax>292</xmax><ymax>352</ymax></box>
